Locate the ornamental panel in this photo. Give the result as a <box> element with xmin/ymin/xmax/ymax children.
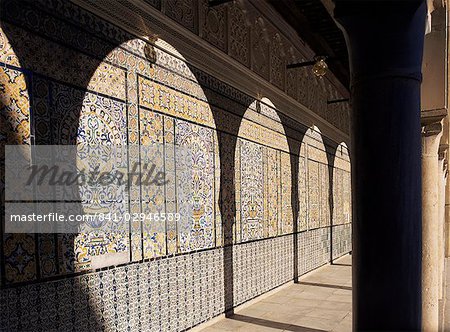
<box><xmin>239</xmin><ymin>139</ymin><xmax>264</xmax><ymax>242</ymax></box>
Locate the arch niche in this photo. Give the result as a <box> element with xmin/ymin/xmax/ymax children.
<box><xmin>75</xmin><ymin>38</ymin><xmax>221</xmax><ymax>265</ymax></box>
<box><xmin>298</xmin><ymin>125</ymin><xmax>331</xmax><ymax>232</ymax></box>
<box><xmin>234</xmin><ymin>97</ymin><xmax>292</xmax><ymax>243</ymax></box>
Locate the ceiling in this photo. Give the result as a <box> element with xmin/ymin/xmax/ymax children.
<box><xmin>268</xmin><ymin>0</ymin><xmax>350</xmax><ymax>88</ymax></box>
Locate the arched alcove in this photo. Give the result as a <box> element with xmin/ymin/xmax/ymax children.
<box><xmin>0</xmin><ymin>1</ymin><xmax>354</xmax><ymax>330</ymax></box>
<box><xmin>0</xmin><ymin>17</ymin><xmax>222</xmax><ymax>275</ymax></box>
<box><xmin>299</xmin><ymin>125</ymin><xmax>330</xmax><ymax>231</ymax></box>
<box><xmin>330</xmin><ymin>141</ymin><xmax>352</xmax><ymax>260</ymax></box>
<box><xmin>68</xmin><ymin>37</ymin><xmax>222</xmax><ymax>268</ymax></box>
<box><xmin>234</xmin><ymin>97</ymin><xmax>291</xmax><ymax>242</ymax></box>
<box><xmin>333</xmin><ymin>142</ymin><xmax>352</xmax><ymax>226</ymax></box>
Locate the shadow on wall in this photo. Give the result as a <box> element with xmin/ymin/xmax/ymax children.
<box><xmin>323</xmin><ymin>137</ymin><xmax>339</xmax><ymax>263</ymax></box>
<box><xmin>0</xmin><ymin>0</ymin><xmax>251</xmax><ymax>328</ymax></box>
<box><xmin>0</xmin><ymin>0</ymin><xmax>347</xmax><ymax>329</ymax></box>
<box><xmin>0</xmin><ymin>0</ymin><xmax>137</xmax><ymax>329</ymax></box>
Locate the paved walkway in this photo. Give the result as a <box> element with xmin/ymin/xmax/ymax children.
<box><xmin>200</xmin><ymin>255</ymin><xmax>352</xmax><ymax>332</ymax></box>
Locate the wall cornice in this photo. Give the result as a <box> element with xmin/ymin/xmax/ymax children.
<box><xmin>246</xmin><ymin>0</ymin><xmax>350</xmax><ymax>99</ymax></box>
<box><xmin>72</xmin><ymin>0</ymin><xmax>350</xmax><ymax>145</ymax></box>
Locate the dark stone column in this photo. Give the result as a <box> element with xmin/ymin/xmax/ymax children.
<box><xmin>334</xmin><ymin>1</ymin><xmax>426</xmax><ymax>330</ymax></box>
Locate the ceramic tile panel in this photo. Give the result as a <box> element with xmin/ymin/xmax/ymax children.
<box><xmin>265</xmin><ymin>147</ymin><xmax>280</xmax><ymax>237</ymax></box>
<box><xmin>307</xmin><ymin>144</ymin><xmax>329</xmax><ymax>164</ymax></box>
<box><xmin>0</xmin><ymin>0</ymin><xmax>352</xmax><ymax>329</ymax></box>
<box><xmin>238</xmin><ymin>117</ymin><xmax>290</xmax><ymax>153</ymax></box>
<box><xmin>320</xmin><ymin>163</ymin><xmax>331</xmax><ymax>228</ymax></box>
<box><xmin>281</xmin><ymin>152</ymin><xmax>293</xmax><ymax>234</ymax></box>
<box><xmin>333</xmin><ymin>167</ymin><xmax>345</xmax><ymax>225</ymax></box>
<box><xmin>332</xmin><ymin>223</ymin><xmax>352</xmax><ymax>259</ymax></box>
<box><xmin>298</xmin><ymin>155</ymin><xmax>308</xmax><ymax>231</ymax></box>
<box><xmin>234</xmin><ymin>135</ymin><xmax>242</xmax><ymax>244</ymax></box>
<box><xmin>51</xmin><ymin>85</ymin><xmax>129</xmax><ymax>272</ymax></box>
<box><xmin>0</xmin><ymin>26</ymin><xmax>20</xmax><ymax>67</ymax></box>
<box><xmin>239</xmin><ymin>139</ymin><xmax>264</xmax><ymax>242</ymax></box>
<box><xmin>307</xmin><ymin>160</ymin><xmax>320</xmax><ymax>229</ymax></box>
<box><xmin>129</xmin><ymin>72</ymin><xmax>143</xmax><ymax>261</ymax></box>
<box><xmin>297</xmin><ymin>228</ymin><xmax>330</xmax><ymax>275</ymax></box>
<box><xmin>176</xmin><ymin>120</ymin><xmax>216</xmax><ymax>252</ymax></box>
<box><xmin>0</xmin><ymin>66</ymin><xmax>30</xmax><ymax>145</ymax></box>
<box><xmin>140</xmin><ymin>110</ymin><xmax>166</xmax><ymax>258</ymax></box>
<box><xmin>0</xmin><ymin>232</ymin><xmax>350</xmax><ymax>330</ymax></box>
<box><xmin>1</xmin><ymin>66</ymin><xmax>35</xmax><ymax>284</ymax></box>
<box><xmin>214</xmin><ymin>137</ymin><xmax>222</xmax><ymax>247</ymax></box>
<box><xmin>164</xmin><ymin>117</ymin><xmax>178</xmax><ymax>255</ymax></box>
<box><xmin>2</xmin><ymin>0</ymin><xmax>124</xmax><ymax>64</ymax></box>
<box><xmin>138</xmin><ymin>76</ymin><xmax>215</xmax><ymax>128</ymax></box>
<box><xmin>343</xmin><ymin>170</ymin><xmax>352</xmax><ymax>224</ymax></box>
<box><xmin>3</xmin><ymin>234</ymin><xmax>37</xmax><ymax>284</ymax></box>
<box><xmin>0</xmin><ymin>22</ymin><xmax>126</xmax><ymax>100</ymax></box>
<box><xmin>233</xmin><ymin>235</ymin><xmax>293</xmax><ymax>306</ymax></box>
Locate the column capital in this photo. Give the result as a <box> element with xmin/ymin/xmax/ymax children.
<box><xmin>439</xmin><ymin>144</ymin><xmax>448</xmax><ymax>161</ymax></box>
<box><xmin>421</xmin><ymin>108</ymin><xmax>447</xmax><ymax>127</ymax></box>
<box><xmin>422</xmin><ymin>121</ymin><xmax>444</xmax><ymax>156</ymax></box>
<box><xmin>423</xmin><ymin>121</ymin><xmax>444</xmax><ymax>136</ymax></box>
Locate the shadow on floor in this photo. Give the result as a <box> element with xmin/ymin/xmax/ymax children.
<box><xmin>230</xmin><ymin>314</ymin><xmax>326</xmax><ymax>332</ymax></box>
<box><xmin>298</xmin><ymin>281</ymin><xmax>352</xmax><ymax>291</ymax></box>
<box><xmin>331</xmin><ymin>263</ymin><xmax>351</xmax><ymax>267</ymax></box>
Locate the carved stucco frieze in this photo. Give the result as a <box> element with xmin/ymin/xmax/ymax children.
<box><xmin>285</xmin><ymin>47</ymin><xmax>300</xmax><ymax>100</ymax></box>
<box><xmin>163</xmin><ymin>0</ymin><xmax>350</xmax><ymax>133</ymax></box>
<box><xmin>199</xmin><ymin>0</ymin><xmax>227</xmax><ymax>52</ymax></box>
<box><xmin>269</xmin><ymin>33</ymin><xmax>285</xmax><ymax>90</ymax></box>
<box><xmin>143</xmin><ymin>0</ymin><xmax>161</xmax><ymax>10</ymax></box>
<box><xmin>251</xmin><ymin>17</ymin><xmax>270</xmax><ymax>81</ymax></box>
<box><xmin>228</xmin><ymin>4</ymin><xmax>250</xmax><ymax>66</ymax></box>
<box><xmin>76</xmin><ymin>0</ymin><xmax>351</xmax><ymax>135</ymax></box>
<box><xmin>164</xmin><ymin>0</ymin><xmax>198</xmax><ymax>33</ymax></box>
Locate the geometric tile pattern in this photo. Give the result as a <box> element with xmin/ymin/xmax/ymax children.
<box><xmin>233</xmin><ymin>235</ymin><xmax>293</xmax><ymax>306</ymax></box>
<box><xmin>0</xmin><ymin>0</ymin><xmax>353</xmax><ymax>275</ymax></box>
<box><xmin>175</xmin><ymin>120</ymin><xmax>216</xmax><ymax>253</ymax></box>
<box><xmin>264</xmin><ymin>148</ymin><xmax>280</xmax><ymax>237</ymax></box>
<box><xmin>0</xmin><ymin>66</ymin><xmax>35</xmax><ymax>284</ymax></box>
<box><xmin>1</xmin><ymin>250</ymin><xmax>225</xmax><ymax>331</ymax></box>
<box><xmin>320</xmin><ymin>163</ymin><xmax>331</xmax><ymax>228</ymax></box>
<box><xmin>297</xmin><ymin>227</ymin><xmax>331</xmax><ymax>276</ymax></box>
<box><xmin>333</xmin><ymin>168</ymin><xmax>352</xmax><ymax>226</ymax></box>
<box><xmin>0</xmin><ymin>231</ymin><xmax>351</xmax><ymax>331</ymax></box>
<box><xmin>0</xmin><ymin>1</ymin><xmax>352</xmax><ymax>330</ymax></box>
<box><xmin>332</xmin><ymin>223</ymin><xmax>352</xmax><ymax>260</ymax></box>
<box><xmin>298</xmin><ymin>154</ymin><xmax>308</xmax><ymax>231</ymax></box>
<box><xmin>239</xmin><ymin>139</ymin><xmax>264</xmax><ymax>242</ymax></box>
<box><xmin>307</xmin><ymin>159</ymin><xmax>321</xmax><ymax>229</ymax></box>
<box><xmin>281</xmin><ymin>152</ymin><xmax>293</xmax><ymax>234</ymax></box>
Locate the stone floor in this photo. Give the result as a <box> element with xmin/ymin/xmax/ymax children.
<box><xmin>199</xmin><ymin>255</ymin><xmax>352</xmax><ymax>332</ymax></box>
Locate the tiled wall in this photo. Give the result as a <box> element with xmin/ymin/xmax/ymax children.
<box><xmin>1</xmin><ymin>232</ymin><xmax>353</xmax><ymax>331</ymax></box>
<box><xmin>0</xmin><ymin>0</ymin><xmax>352</xmax><ymax>330</ymax></box>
